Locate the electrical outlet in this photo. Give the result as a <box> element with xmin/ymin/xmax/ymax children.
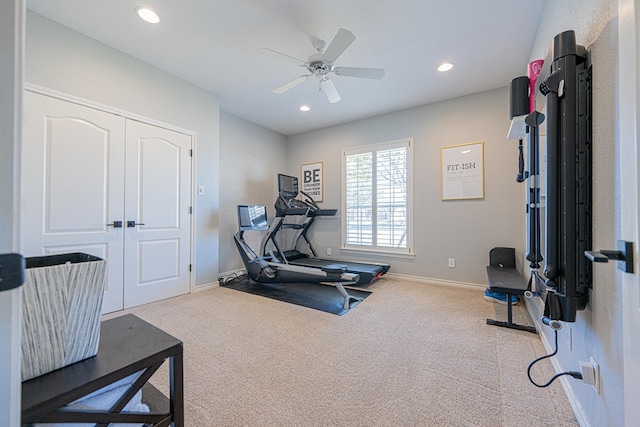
<box><xmin>580</xmin><ymin>357</ymin><xmax>600</xmax><ymax>392</ymax></box>
<box><xmin>448</xmin><ymin>258</ymin><xmax>455</xmax><ymax>268</ymax></box>
<box><xmin>327</xmin><ymin>248</ymin><xmax>332</xmax><ymax>256</ymax></box>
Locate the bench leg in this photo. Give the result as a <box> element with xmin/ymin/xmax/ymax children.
<box><xmin>486</xmin><ymin>294</ymin><xmax>537</xmax><ymax>334</ymax></box>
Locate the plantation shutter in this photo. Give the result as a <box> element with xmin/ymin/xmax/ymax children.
<box><xmin>343</xmin><ymin>139</ymin><xmax>411</xmax><ymax>253</ymax></box>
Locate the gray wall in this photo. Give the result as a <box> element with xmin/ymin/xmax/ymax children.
<box><xmin>528</xmin><ymin>0</ymin><xmax>622</xmax><ymax>425</ymax></box>
<box><xmin>287</xmin><ymin>87</ymin><xmax>525</xmax><ymax>285</ymax></box>
<box><xmin>0</xmin><ymin>1</ymin><xmax>23</xmax><ymax>424</ymax></box>
<box><xmin>24</xmin><ymin>11</ymin><xmax>221</xmax><ymax>287</ymax></box>
<box><xmin>219</xmin><ymin>111</ymin><xmax>288</xmax><ymax>273</ymax></box>
<box><xmin>0</xmin><ymin>2</ymin><xmax>22</xmax><ymax>250</ymax></box>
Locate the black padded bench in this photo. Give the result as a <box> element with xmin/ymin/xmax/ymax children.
<box><xmin>485</xmin><ymin>247</ymin><xmax>536</xmax><ymax>333</ymax></box>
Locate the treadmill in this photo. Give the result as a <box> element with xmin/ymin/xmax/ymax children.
<box><xmin>233</xmin><ymin>204</ymin><xmax>363</xmax><ymax>310</ymax></box>
<box><xmin>260</xmin><ymin>174</ymin><xmax>390</xmax><ymax>286</ymax></box>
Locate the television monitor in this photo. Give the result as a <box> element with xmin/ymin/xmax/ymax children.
<box><xmin>237</xmin><ymin>205</ymin><xmax>269</xmax><ymax>231</ymax></box>
<box><xmin>277</xmin><ymin>173</ymin><xmax>298</xmax><ymax>198</ymax></box>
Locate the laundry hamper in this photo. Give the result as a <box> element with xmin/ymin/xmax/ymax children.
<box><xmin>21</xmin><ymin>253</ymin><xmax>107</xmax><ymax>381</ymax></box>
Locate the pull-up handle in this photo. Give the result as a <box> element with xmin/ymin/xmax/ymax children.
<box><xmin>584</xmin><ymin>240</ymin><xmax>634</xmax><ymax>273</ymax></box>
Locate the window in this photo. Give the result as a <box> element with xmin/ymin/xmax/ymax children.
<box><xmin>342</xmin><ymin>138</ymin><xmax>412</xmax><ymax>254</ymax></box>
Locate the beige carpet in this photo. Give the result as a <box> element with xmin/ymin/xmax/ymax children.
<box><xmin>106</xmin><ymin>277</ymin><xmax>578</xmax><ymax>426</ymax></box>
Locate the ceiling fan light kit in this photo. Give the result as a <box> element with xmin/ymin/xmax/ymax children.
<box><xmin>263</xmin><ymin>28</ymin><xmax>385</xmax><ymax>103</ymax></box>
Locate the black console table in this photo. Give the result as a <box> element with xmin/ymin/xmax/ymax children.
<box><xmin>22</xmin><ymin>314</ymin><xmax>184</xmax><ymax>426</ymax></box>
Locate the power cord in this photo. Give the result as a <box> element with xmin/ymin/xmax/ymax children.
<box><xmin>218</xmin><ymin>271</ymin><xmax>248</xmax><ymax>286</ymax></box>
<box><xmin>527</xmin><ymin>329</ymin><xmax>583</xmax><ymax>387</ymax></box>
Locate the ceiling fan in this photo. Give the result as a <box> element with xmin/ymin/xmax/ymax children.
<box><xmin>261</xmin><ymin>28</ymin><xmax>385</xmax><ymax>103</ymax></box>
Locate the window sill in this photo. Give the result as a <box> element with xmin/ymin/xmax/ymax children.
<box><xmin>340</xmin><ymin>247</ymin><xmax>416</xmax><ymax>259</ymax></box>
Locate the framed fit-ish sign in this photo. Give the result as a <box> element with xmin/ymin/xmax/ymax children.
<box><xmin>300</xmin><ymin>161</ymin><xmax>323</xmax><ymax>202</ymax></box>
<box><xmin>440</xmin><ymin>141</ymin><xmax>484</xmax><ymax>200</ymax></box>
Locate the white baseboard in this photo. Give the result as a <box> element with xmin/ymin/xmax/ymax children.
<box><xmin>192</xmin><ymin>282</ymin><xmax>219</xmax><ymax>292</ymax></box>
<box><xmin>385</xmin><ymin>272</ymin><xmax>485</xmax><ymax>290</ymax></box>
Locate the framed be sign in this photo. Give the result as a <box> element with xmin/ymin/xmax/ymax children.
<box><xmin>300</xmin><ymin>161</ymin><xmax>323</xmax><ymax>202</ymax></box>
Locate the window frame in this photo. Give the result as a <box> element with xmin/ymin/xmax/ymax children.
<box><xmin>341</xmin><ymin>138</ymin><xmax>414</xmax><ymax>256</ymax></box>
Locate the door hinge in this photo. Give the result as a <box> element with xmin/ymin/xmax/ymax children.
<box><xmin>189</xmin><ymin>149</ymin><xmax>193</xmax><ymax>157</ymax></box>
<box><xmin>188</xmin><ymin>264</ymin><xmax>192</xmax><ymax>272</ymax></box>
<box><xmin>188</xmin><ymin>206</ymin><xmax>193</xmax><ymax>214</ymax></box>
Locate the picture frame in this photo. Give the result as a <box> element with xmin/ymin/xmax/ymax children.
<box><xmin>440</xmin><ymin>141</ymin><xmax>484</xmax><ymax>200</ymax></box>
<box><xmin>300</xmin><ymin>161</ymin><xmax>324</xmax><ymax>202</ymax></box>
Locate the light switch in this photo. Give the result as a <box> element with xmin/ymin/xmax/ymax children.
<box><xmin>198</xmin><ymin>185</ymin><xmax>205</xmax><ymax>195</ymax></box>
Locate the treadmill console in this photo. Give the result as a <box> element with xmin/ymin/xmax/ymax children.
<box><xmin>275</xmin><ymin>173</ymin><xmax>338</xmax><ymax>217</ymax></box>
<box><xmin>237</xmin><ymin>205</ymin><xmax>269</xmax><ymax>231</ymax></box>
<box><xmin>277</xmin><ymin>173</ymin><xmax>298</xmax><ymax>199</ymax></box>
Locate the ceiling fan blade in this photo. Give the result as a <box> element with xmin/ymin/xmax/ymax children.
<box><xmin>273</xmin><ymin>76</ymin><xmax>309</xmax><ymax>94</ymax></box>
<box><xmin>334</xmin><ymin>67</ymin><xmax>385</xmax><ymax>79</ymax></box>
<box><xmin>260</xmin><ymin>47</ymin><xmax>306</xmax><ymax>65</ymax></box>
<box><xmin>320</xmin><ymin>78</ymin><xmax>341</xmax><ymax>103</ymax></box>
<box><xmin>322</xmin><ymin>28</ymin><xmax>356</xmax><ymax>63</ymax></box>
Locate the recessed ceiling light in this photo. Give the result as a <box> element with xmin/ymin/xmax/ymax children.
<box><xmin>136</xmin><ymin>7</ymin><xmax>160</xmax><ymax>24</ymax></box>
<box><xmin>299</xmin><ymin>105</ymin><xmax>311</xmax><ymax>112</ymax></box>
<box><xmin>437</xmin><ymin>62</ymin><xmax>454</xmax><ymax>72</ymax></box>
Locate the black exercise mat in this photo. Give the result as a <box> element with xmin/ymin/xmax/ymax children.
<box><xmin>222</xmin><ymin>278</ymin><xmax>371</xmax><ymax>315</ymax></box>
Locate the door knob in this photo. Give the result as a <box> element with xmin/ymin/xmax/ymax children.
<box><xmin>127</xmin><ymin>221</ymin><xmax>146</xmax><ymax>228</ymax></box>
<box><xmin>106</xmin><ymin>221</ymin><xmax>123</xmax><ymax>228</ymax></box>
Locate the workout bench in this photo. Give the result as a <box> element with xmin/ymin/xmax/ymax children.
<box><xmin>485</xmin><ymin>247</ymin><xmax>536</xmax><ymax>334</ymax></box>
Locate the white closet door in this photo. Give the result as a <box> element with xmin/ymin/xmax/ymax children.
<box><xmin>123</xmin><ymin>119</ymin><xmax>192</xmax><ymax>308</ymax></box>
<box><xmin>22</xmin><ymin>91</ymin><xmax>126</xmax><ymax>314</ymax></box>
<box><xmin>620</xmin><ymin>0</ymin><xmax>640</xmax><ymax>423</ymax></box>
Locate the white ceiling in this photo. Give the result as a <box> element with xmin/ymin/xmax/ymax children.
<box><xmin>26</xmin><ymin>0</ymin><xmax>545</xmax><ymax>136</ymax></box>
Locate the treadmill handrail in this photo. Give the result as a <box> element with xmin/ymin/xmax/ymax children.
<box><xmin>299</xmin><ymin>190</ymin><xmax>319</xmax><ymax>210</ymax></box>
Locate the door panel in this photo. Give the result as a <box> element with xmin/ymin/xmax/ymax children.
<box><xmin>22</xmin><ymin>91</ymin><xmax>126</xmax><ymax>314</ymax></box>
<box><xmin>139</xmin><ymin>239</ymin><xmax>181</xmax><ymax>283</ymax></box>
<box><xmin>123</xmin><ymin>119</ymin><xmax>192</xmax><ymax>308</ymax></box>
<box><xmin>45</xmin><ymin>118</ymin><xmax>110</xmax><ymax>233</ymax></box>
<box><xmin>139</xmin><ymin>137</ymin><xmax>181</xmax><ymax>228</ymax></box>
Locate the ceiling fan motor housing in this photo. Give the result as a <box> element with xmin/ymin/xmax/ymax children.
<box><xmin>307</xmin><ymin>60</ymin><xmax>333</xmax><ymax>77</ymax></box>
